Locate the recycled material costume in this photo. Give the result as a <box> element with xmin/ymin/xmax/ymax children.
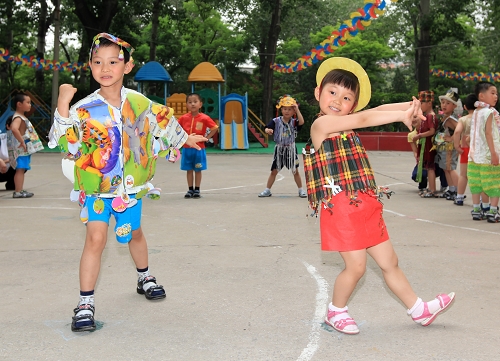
<box><xmin>268</xmin><ymin>95</ymin><xmax>302</xmax><ymax>172</ymax></box>
<box><xmin>303</xmin><ymin>132</ymin><xmax>392</xmax><ymax>251</ymax></box>
<box><xmin>6</xmin><ymin>112</ymin><xmax>44</xmax><ymax>169</ymax></box>
<box><xmin>468</xmin><ymin>101</ymin><xmax>500</xmax><ymax>197</ymax></box>
<box><xmin>48</xmin><ymin>87</ymin><xmax>188</xmax><ymax>243</ymax></box>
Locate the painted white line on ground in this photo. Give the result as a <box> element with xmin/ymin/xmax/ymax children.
<box><xmin>148</xmin><ymin>174</ymin><xmax>285</xmax><ymax>194</ymax></box>
<box><xmin>297</xmin><ymin>260</ymin><xmax>329</xmax><ymax>361</ymax></box>
<box><xmin>384</xmin><ymin>209</ymin><xmax>500</xmax><ymax>235</ymax></box>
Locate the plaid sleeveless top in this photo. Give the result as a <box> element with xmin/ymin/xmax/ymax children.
<box><xmin>303</xmin><ymin>132</ymin><xmax>379</xmax><ymax>216</ymax></box>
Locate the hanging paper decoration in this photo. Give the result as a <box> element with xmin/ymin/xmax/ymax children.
<box><xmin>0</xmin><ymin>47</ymin><xmax>89</xmax><ymax>72</ymax></box>
<box><xmin>271</xmin><ymin>0</ymin><xmax>396</xmax><ymax>73</ymax></box>
<box><xmin>430</xmin><ymin>68</ymin><xmax>500</xmax><ymax>83</ymax></box>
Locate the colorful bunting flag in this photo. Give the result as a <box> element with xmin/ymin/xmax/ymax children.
<box><xmin>271</xmin><ymin>0</ymin><xmax>396</xmax><ymax>73</ymax></box>
<box><xmin>0</xmin><ymin>47</ymin><xmax>88</xmax><ymax>72</ymax></box>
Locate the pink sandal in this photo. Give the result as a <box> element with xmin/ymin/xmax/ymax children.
<box><xmin>325</xmin><ymin>309</ymin><xmax>360</xmax><ymax>335</ymax></box>
<box><xmin>412</xmin><ymin>292</ymin><xmax>455</xmax><ymax>326</ymax></box>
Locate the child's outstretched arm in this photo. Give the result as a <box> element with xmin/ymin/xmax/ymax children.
<box><xmin>364</xmin><ymin>101</ymin><xmax>424</xmax><ymax>122</ymax></box>
<box><xmin>311</xmin><ymin>97</ymin><xmax>423</xmax><ymax>149</ymax></box>
<box><xmin>184</xmin><ymin>134</ymin><xmax>208</xmax><ymax>150</ymax></box>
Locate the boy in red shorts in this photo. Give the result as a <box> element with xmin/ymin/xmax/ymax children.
<box><xmin>178</xmin><ymin>93</ymin><xmax>219</xmax><ymax>198</ymax></box>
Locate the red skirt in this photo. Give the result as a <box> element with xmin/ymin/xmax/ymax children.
<box><xmin>460</xmin><ymin>147</ymin><xmax>469</xmax><ymax>164</ymax></box>
<box><xmin>320</xmin><ymin>191</ymin><xmax>389</xmax><ymax>251</ymax></box>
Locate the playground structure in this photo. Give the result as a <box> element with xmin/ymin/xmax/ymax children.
<box><xmin>134</xmin><ymin>61</ymin><xmax>173</xmax><ymax>105</ymax></box>
<box><xmin>133</xmin><ymin>61</ymin><xmax>269</xmax><ymax>149</ymax></box>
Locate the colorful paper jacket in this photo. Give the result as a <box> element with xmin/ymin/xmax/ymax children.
<box><xmin>48</xmin><ymin>87</ymin><xmax>188</xmax><ymax>196</ymax></box>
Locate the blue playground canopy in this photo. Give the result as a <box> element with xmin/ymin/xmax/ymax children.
<box><xmin>134</xmin><ymin>61</ymin><xmax>173</xmax><ymax>104</ymax></box>
<box><xmin>134</xmin><ymin>61</ymin><xmax>173</xmax><ymax>82</ymax></box>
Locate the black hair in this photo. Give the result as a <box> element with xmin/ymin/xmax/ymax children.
<box><xmin>5</xmin><ymin>116</ymin><xmax>13</xmax><ymax>130</ymax></box>
<box><xmin>474</xmin><ymin>81</ymin><xmax>496</xmax><ymax>98</ymax></box>
<box><xmin>186</xmin><ymin>93</ymin><xmax>202</xmax><ymax>102</ymax></box>
<box><xmin>463</xmin><ymin>94</ymin><xmax>477</xmax><ymax>111</ymax></box>
<box><xmin>90</xmin><ymin>37</ymin><xmax>131</xmax><ymax>63</ymax></box>
<box><xmin>320</xmin><ymin>69</ymin><xmax>360</xmax><ymax>103</ymax></box>
<box><xmin>11</xmin><ymin>92</ymin><xmax>27</xmax><ymax>109</ymax></box>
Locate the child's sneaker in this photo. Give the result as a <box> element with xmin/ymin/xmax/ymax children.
<box><xmin>324</xmin><ymin>307</ymin><xmax>359</xmax><ymax>335</ymax></box>
<box><xmin>471</xmin><ymin>207</ymin><xmax>482</xmax><ymax>221</ymax></box>
<box><xmin>71</xmin><ymin>303</ymin><xmax>96</xmax><ymax>332</ymax></box>
<box><xmin>184</xmin><ymin>190</ymin><xmax>194</xmax><ymax>198</ymax></box>
<box><xmin>258</xmin><ymin>189</ymin><xmax>272</xmax><ymax>197</ymax></box>
<box><xmin>137</xmin><ymin>275</ymin><xmax>166</xmax><ymax>300</ymax></box>
<box><xmin>446</xmin><ymin>191</ymin><xmax>456</xmax><ymax>200</ymax></box>
<box><xmin>298</xmin><ymin>189</ymin><xmax>307</xmax><ymax>198</ymax></box>
<box><xmin>193</xmin><ymin>190</ymin><xmax>201</xmax><ymax>198</ymax></box>
<box><xmin>486</xmin><ymin>211</ymin><xmax>500</xmax><ymax>223</ymax></box>
<box><xmin>481</xmin><ymin>206</ymin><xmax>490</xmax><ymax>220</ymax></box>
<box><xmin>440</xmin><ymin>190</ymin><xmax>451</xmax><ymax>199</ymax></box>
<box><xmin>453</xmin><ymin>197</ymin><xmax>463</xmax><ymax>206</ymax></box>
<box><xmin>13</xmin><ymin>190</ymin><xmax>33</xmax><ymax>198</ymax></box>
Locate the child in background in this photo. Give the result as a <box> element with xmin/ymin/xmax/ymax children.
<box><xmin>467</xmin><ymin>82</ymin><xmax>499</xmax><ymax>222</ymax></box>
<box><xmin>408</xmin><ymin>116</ymin><xmax>428</xmax><ymax>193</ymax></box>
<box><xmin>49</xmin><ymin>33</ymin><xmax>206</xmax><ymax>332</ymax></box>
<box><xmin>178</xmin><ymin>93</ymin><xmax>218</xmax><ymax>199</ymax></box>
<box><xmin>6</xmin><ymin>93</ymin><xmax>43</xmax><ymax>198</ymax></box>
<box><xmin>435</xmin><ymin>90</ymin><xmax>460</xmax><ymax>200</ymax></box>
<box><xmin>412</xmin><ymin>91</ymin><xmax>437</xmax><ymax>198</ymax></box>
<box><xmin>306</xmin><ymin>57</ymin><xmax>454</xmax><ymax>335</ymax></box>
<box><xmin>258</xmin><ymin>95</ymin><xmax>306</xmax><ymax>198</ymax></box>
<box><xmin>453</xmin><ymin>94</ymin><xmax>478</xmax><ymax>206</ymax></box>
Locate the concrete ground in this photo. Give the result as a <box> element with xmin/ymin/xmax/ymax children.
<box><xmin>0</xmin><ymin>151</ymin><xmax>498</xmax><ymax>361</ymax></box>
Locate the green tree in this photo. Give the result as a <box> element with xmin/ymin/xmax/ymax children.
<box><xmin>383</xmin><ymin>0</ymin><xmax>475</xmax><ymax>90</ymax></box>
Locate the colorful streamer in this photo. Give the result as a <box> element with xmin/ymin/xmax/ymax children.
<box><xmin>0</xmin><ymin>47</ymin><xmax>89</xmax><ymax>72</ymax></box>
<box><xmin>430</xmin><ymin>68</ymin><xmax>500</xmax><ymax>83</ymax></box>
<box><xmin>271</xmin><ymin>0</ymin><xmax>396</xmax><ymax>73</ymax></box>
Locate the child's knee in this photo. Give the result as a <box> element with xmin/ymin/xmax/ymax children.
<box><xmin>346</xmin><ymin>261</ymin><xmax>366</xmax><ymax>279</ymax></box>
<box><xmin>131</xmin><ymin>227</ymin><xmax>145</xmax><ymax>241</ymax></box>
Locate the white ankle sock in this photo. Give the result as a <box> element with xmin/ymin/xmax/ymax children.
<box><xmin>408</xmin><ymin>297</ymin><xmax>440</xmax><ymax>319</ymax></box>
<box><xmin>327</xmin><ymin>303</ymin><xmax>358</xmax><ymax>332</ymax></box>
<box><xmin>137</xmin><ymin>268</ymin><xmax>157</xmax><ymax>291</ymax></box>
<box><xmin>76</xmin><ymin>295</ymin><xmax>95</xmax><ymax>318</ymax></box>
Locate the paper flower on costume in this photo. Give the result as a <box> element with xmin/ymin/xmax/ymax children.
<box><xmin>324</xmin><ymin>176</ymin><xmax>342</xmax><ymax>196</ymax></box>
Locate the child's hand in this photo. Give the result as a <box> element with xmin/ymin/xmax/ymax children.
<box><xmin>58</xmin><ymin>84</ymin><xmax>77</xmax><ymax>105</ymax></box>
<box><xmin>19</xmin><ymin>142</ymin><xmax>27</xmax><ymax>152</ymax></box>
<box><xmin>0</xmin><ymin>159</ymin><xmax>7</xmax><ymax>173</ymax></box>
<box><xmin>185</xmin><ymin>133</ymin><xmax>208</xmax><ymax>150</ymax></box>
<box><xmin>455</xmin><ymin>145</ymin><xmax>463</xmax><ymax>154</ymax></box>
<box><xmin>265</xmin><ymin>128</ymin><xmax>274</xmax><ymax>135</ymax></box>
<box><xmin>492</xmin><ymin>152</ymin><xmax>499</xmax><ymax>166</ymax></box>
<box><xmin>403</xmin><ymin>97</ymin><xmax>425</xmax><ymax>131</ymax></box>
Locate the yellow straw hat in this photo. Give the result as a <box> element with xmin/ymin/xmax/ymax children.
<box><xmin>316</xmin><ymin>57</ymin><xmax>371</xmax><ymax>112</ymax></box>
<box><xmin>276</xmin><ymin>95</ymin><xmax>297</xmax><ymax>108</ymax></box>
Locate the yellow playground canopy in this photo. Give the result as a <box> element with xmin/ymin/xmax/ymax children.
<box><xmin>188</xmin><ymin>62</ymin><xmax>225</xmax><ymax>82</ymax></box>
